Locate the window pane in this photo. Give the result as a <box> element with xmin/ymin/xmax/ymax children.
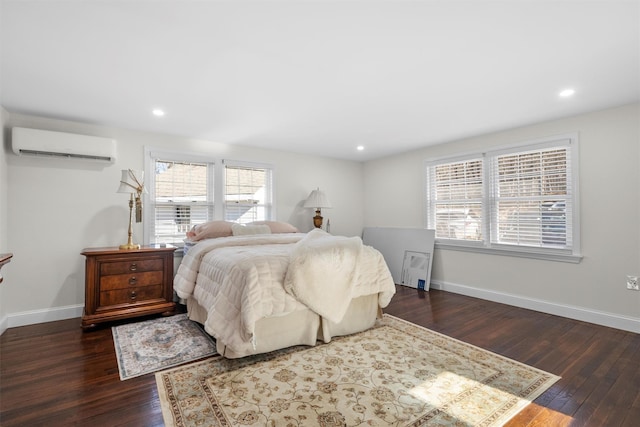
<box><xmin>496</xmin><ymin>200</ymin><xmax>567</xmax><ymax>247</ymax></box>
<box><xmin>494</xmin><ymin>147</ymin><xmax>570</xmax><ymax>248</ymax></box>
<box><xmin>154</xmin><ymin>203</ymin><xmax>213</xmax><ymax>243</ymax></box>
<box><xmin>541</xmin><ymin>200</ymin><xmax>568</xmax><ymax>246</ymax></box>
<box><xmin>156</xmin><ymin>161</ymin><xmax>208</xmax><ymax>202</ymax></box>
<box><xmin>435</xmin><ymin>160</ymin><xmax>483</xmax><ymax>200</ymax></box>
<box><xmin>435</xmin><ymin>203</ymin><xmax>482</xmax><ymax>240</ymax></box>
<box><xmin>225</xmin><ymin>165</ymin><xmax>271</xmax><ymax>223</ymax></box>
<box><xmin>497</xmin><ymin>149</ymin><xmax>567</xmax><ymax>197</ymax></box>
<box><xmin>154</xmin><ymin>160</ymin><xmax>212</xmax><ymax>243</ymax></box>
<box><xmin>429</xmin><ymin>159</ymin><xmax>483</xmax><ymax>241</ymax></box>
<box><xmin>225</xmin><ymin>204</ymin><xmax>264</xmax><ymax>224</ymax></box>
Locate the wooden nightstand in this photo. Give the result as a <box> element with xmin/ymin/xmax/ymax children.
<box><xmin>81</xmin><ymin>245</ymin><xmax>176</xmax><ymax>329</ymax></box>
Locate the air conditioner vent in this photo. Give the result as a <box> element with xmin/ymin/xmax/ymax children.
<box><xmin>12</xmin><ymin>127</ymin><xmax>117</xmax><ymax>163</ymax></box>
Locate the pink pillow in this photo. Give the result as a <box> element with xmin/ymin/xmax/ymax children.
<box><xmin>186</xmin><ymin>221</ymin><xmax>234</xmax><ymax>241</ymax></box>
<box><xmin>249</xmin><ymin>221</ymin><xmax>299</xmax><ymax>233</ymax></box>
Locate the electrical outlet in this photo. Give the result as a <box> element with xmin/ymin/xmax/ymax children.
<box><xmin>627</xmin><ymin>275</ymin><xmax>639</xmax><ymax>291</ymax></box>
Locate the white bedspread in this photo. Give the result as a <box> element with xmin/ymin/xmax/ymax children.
<box><xmin>284</xmin><ymin>229</ymin><xmax>395</xmax><ymax>323</ymax></box>
<box><xmin>174</xmin><ymin>233</ymin><xmax>306</xmax><ymax>355</ymax></box>
<box><xmin>174</xmin><ymin>231</ymin><xmax>395</xmax><ymax>355</ymax></box>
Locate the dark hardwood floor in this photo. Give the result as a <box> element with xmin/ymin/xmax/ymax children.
<box><xmin>1</xmin><ymin>286</ymin><xmax>638</xmax><ymax>426</ymax></box>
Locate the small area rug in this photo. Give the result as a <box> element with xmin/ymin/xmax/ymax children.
<box><xmin>112</xmin><ymin>313</ymin><xmax>216</xmax><ymax>380</ymax></box>
<box><xmin>155</xmin><ymin>314</ymin><xmax>560</xmax><ymax>426</ymax></box>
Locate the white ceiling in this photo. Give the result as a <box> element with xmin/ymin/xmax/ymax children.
<box><xmin>1</xmin><ymin>1</ymin><xmax>638</xmax><ymax>162</ymax></box>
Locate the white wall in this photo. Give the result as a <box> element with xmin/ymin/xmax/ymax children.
<box><xmin>364</xmin><ymin>103</ymin><xmax>640</xmax><ymax>332</ymax></box>
<box><xmin>0</xmin><ymin>107</ymin><xmax>9</xmax><ymax>333</ymax></box>
<box><xmin>3</xmin><ymin>113</ymin><xmax>363</xmax><ymax>328</ymax></box>
<box><xmin>3</xmin><ymin>104</ymin><xmax>639</xmax><ymax>333</ymax></box>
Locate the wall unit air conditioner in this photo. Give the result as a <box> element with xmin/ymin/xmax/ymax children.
<box><xmin>12</xmin><ymin>127</ymin><xmax>117</xmax><ymax>163</ymax></box>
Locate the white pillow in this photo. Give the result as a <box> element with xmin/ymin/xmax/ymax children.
<box><xmin>249</xmin><ymin>220</ymin><xmax>299</xmax><ymax>233</ymax></box>
<box><xmin>231</xmin><ymin>223</ymin><xmax>272</xmax><ymax>236</ymax></box>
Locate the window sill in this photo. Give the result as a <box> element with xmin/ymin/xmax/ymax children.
<box><xmin>435</xmin><ymin>241</ymin><xmax>583</xmax><ymax>264</ymax></box>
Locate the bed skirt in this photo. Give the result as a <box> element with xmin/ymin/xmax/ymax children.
<box><xmin>186</xmin><ymin>294</ymin><xmax>380</xmax><ymax>358</ymax></box>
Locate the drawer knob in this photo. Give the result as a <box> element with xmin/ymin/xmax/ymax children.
<box><xmin>130</xmin><ymin>290</ymin><xmax>137</xmax><ymax>300</ymax></box>
<box><xmin>129</xmin><ymin>263</ymin><xmax>137</xmax><ymax>271</ymax></box>
<box><xmin>129</xmin><ymin>277</ymin><xmax>137</xmax><ymax>285</ymax></box>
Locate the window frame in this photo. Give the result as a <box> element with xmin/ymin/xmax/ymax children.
<box><xmin>424</xmin><ymin>134</ymin><xmax>582</xmax><ymax>263</ymax></box>
<box><xmin>143</xmin><ymin>147</ymin><xmax>216</xmax><ymax>247</ymax></box>
<box><xmin>425</xmin><ymin>153</ymin><xmax>486</xmax><ymax>248</ymax></box>
<box><xmin>143</xmin><ymin>148</ymin><xmax>276</xmax><ymax>247</ymax></box>
<box><xmin>221</xmin><ymin>159</ymin><xmax>275</xmax><ymax>224</ymax></box>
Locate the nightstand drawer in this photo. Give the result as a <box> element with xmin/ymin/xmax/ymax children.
<box><xmin>100</xmin><ymin>259</ymin><xmax>164</xmax><ymax>276</ymax></box>
<box><xmin>99</xmin><ymin>271</ymin><xmax>163</xmax><ymax>291</ymax></box>
<box><xmin>100</xmin><ymin>284</ymin><xmax>164</xmax><ymax>306</ymax></box>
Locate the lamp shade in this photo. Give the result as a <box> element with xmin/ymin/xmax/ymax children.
<box><xmin>303</xmin><ymin>188</ymin><xmax>332</xmax><ymax>209</ymax></box>
<box><xmin>117</xmin><ymin>169</ymin><xmax>146</xmax><ymax>194</ymax></box>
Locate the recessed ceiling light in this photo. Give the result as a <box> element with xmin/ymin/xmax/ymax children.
<box><xmin>558</xmin><ymin>89</ymin><xmax>575</xmax><ymax>98</ymax></box>
<box><xmin>152</xmin><ymin>109</ymin><xmax>165</xmax><ymax>117</ymax></box>
<box><xmin>356</xmin><ymin>145</ymin><xmax>365</xmax><ymax>151</ymax></box>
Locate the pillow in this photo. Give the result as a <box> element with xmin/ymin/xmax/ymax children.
<box><xmin>185</xmin><ymin>221</ymin><xmax>234</xmax><ymax>241</ymax></box>
<box><xmin>231</xmin><ymin>223</ymin><xmax>272</xmax><ymax>236</ymax></box>
<box><xmin>249</xmin><ymin>221</ymin><xmax>299</xmax><ymax>233</ymax></box>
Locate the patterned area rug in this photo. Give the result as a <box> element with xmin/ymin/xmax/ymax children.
<box><xmin>112</xmin><ymin>314</ymin><xmax>216</xmax><ymax>380</ymax></box>
<box><xmin>155</xmin><ymin>314</ymin><xmax>560</xmax><ymax>426</ymax></box>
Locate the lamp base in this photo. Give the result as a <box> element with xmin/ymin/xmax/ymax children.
<box><xmin>120</xmin><ymin>193</ymin><xmax>140</xmax><ymax>250</ymax></box>
<box><xmin>119</xmin><ymin>243</ymin><xmax>141</xmax><ymax>250</ymax></box>
<box><xmin>313</xmin><ymin>209</ymin><xmax>323</xmax><ymax>228</ymax></box>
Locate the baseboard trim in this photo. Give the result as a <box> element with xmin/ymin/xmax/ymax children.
<box><xmin>5</xmin><ymin>304</ymin><xmax>84</xmax><ymax>330</ymax></box>
<box><xmin>2</xmin><ymin>287</ymin><xmax>638</xmax><ymax>335</ymax></box>
<box><xmin>0</xmin><ymin>314</ymin><xmax>8</xmax><ymax>336</ymax></box>
<box><xmin>430</xmin><ymin>280</ymin><xmax>640</xmax><ymax>334</ymax></box>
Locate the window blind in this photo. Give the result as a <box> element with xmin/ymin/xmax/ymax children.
<box><xmin>491</xmin><ymin>147</ymin><xmax>572</xmax><ymax>248</ymax></box>
<box><xmin>153</xmin><ymin>160</ymin><xmax>213</xmax><ymax>244</ymax></box>
<box><xmin>424</xmin><ymin>134</ymin><xmax>578</xmax><ymax>259</ymax></box>
<box><xmin>224</xmin><ymin>163</ymin><xmax>273</xmax><ymax>224</ymax></box>
<box><xmin>428</xmin><ymin>158</ymin><xmax>483</xmax><ymax>241</ymax></box>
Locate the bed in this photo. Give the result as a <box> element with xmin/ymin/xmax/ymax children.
<box><xmin>174</xmin><ymin>223</ymin><xmax>396</xmax><ymax>358</ymax></box>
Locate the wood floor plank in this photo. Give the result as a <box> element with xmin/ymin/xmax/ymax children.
<box><xmin>598</xmin><ymin>336</ymin><xmax>640</xmax><ymax>427</ymax></box>
<box><xmin>552</xmin><ymin>328</ymin><xmax>630</xmax><ymax>421</ymax></box>
<box><xmin>623</xmin><ymin>372</ymin><xmax>640</xmax><ymax>427</ymax></box>
<box><xmin>1</xmin><ymin>285</ymin><xmax>638</xmax><ymax>426</ymax></box>
<box><xmin>514</xmin><ymin>405</ymin><xmax>573</xmax><ymax>427</ymax></box>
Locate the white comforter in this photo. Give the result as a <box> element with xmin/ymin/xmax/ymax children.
<box><xmin>174</xmin><ymin>230</ymin><xmax>395</xmax><ymax>355</ymax></box>
<box><xmin>284</xmin><ymin>229</ymin><xmax>395</xmax><ymax>323</ymax></box>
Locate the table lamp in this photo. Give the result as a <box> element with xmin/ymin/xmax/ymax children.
<box><xmin>303</xmin><ymin>187</ymin><xmax>332</xmax><ymax>228</ymax></box>
<box><xmin>117</xmin><ymin>169</ymin><xmax>146</xmax><ymax>250</ymax></box>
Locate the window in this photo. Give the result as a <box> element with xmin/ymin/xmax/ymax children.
<box><xmin>223</xmin><ymin>160</ymin><xmax>273</xmax><ymax>224</ymax></box>
<box><xmin>428</xmin><ymin>157</ymin><xmax>484</xmax><ymax>241</ymax></box>
<box><xmin>491</xmin><ymin>147</ymin><xmax>572</xmax><ymax>248</ymax></box>
<box><xmin>145</xmin><ymin>151</ymin><xmax>214</xmax><ymax>245</ymax></box>
<box><xmin>144</xmin><ymin>149</ymin><xmax>274</xmax><ymax>246</ymax></box>
<box><xmin>425</xmin><ymin>135</ymin><xmax>580</xmax><ymax>262</ymax></box>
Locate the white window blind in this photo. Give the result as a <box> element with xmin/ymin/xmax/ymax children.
<box><xmin>425</xmin><ymin>135</ymin><xmax>579</xmax><ymax>261</ymax></box>
<box><xmin>223</xmin><ymin>161</ymin><xmax>273</xmax><ymax>224</ymax></box>
<box><xmin>427</xmin><ymin>158</ymin><xmax>483</xmax><ymax>241</ymax></box>
<box><xmin>491</xmin><ymin>146</ymin><xmax>572</xmax><ymax>248</ymax></box>
<box><xmin>152</xmin><ymin>160</ymin><xmax>213</xmax><ymax>244</ymax></box>
<box><xmin>144</xmin><ymin>150</ymin><xmax>276</xmax><ymax>245</ymax></box>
